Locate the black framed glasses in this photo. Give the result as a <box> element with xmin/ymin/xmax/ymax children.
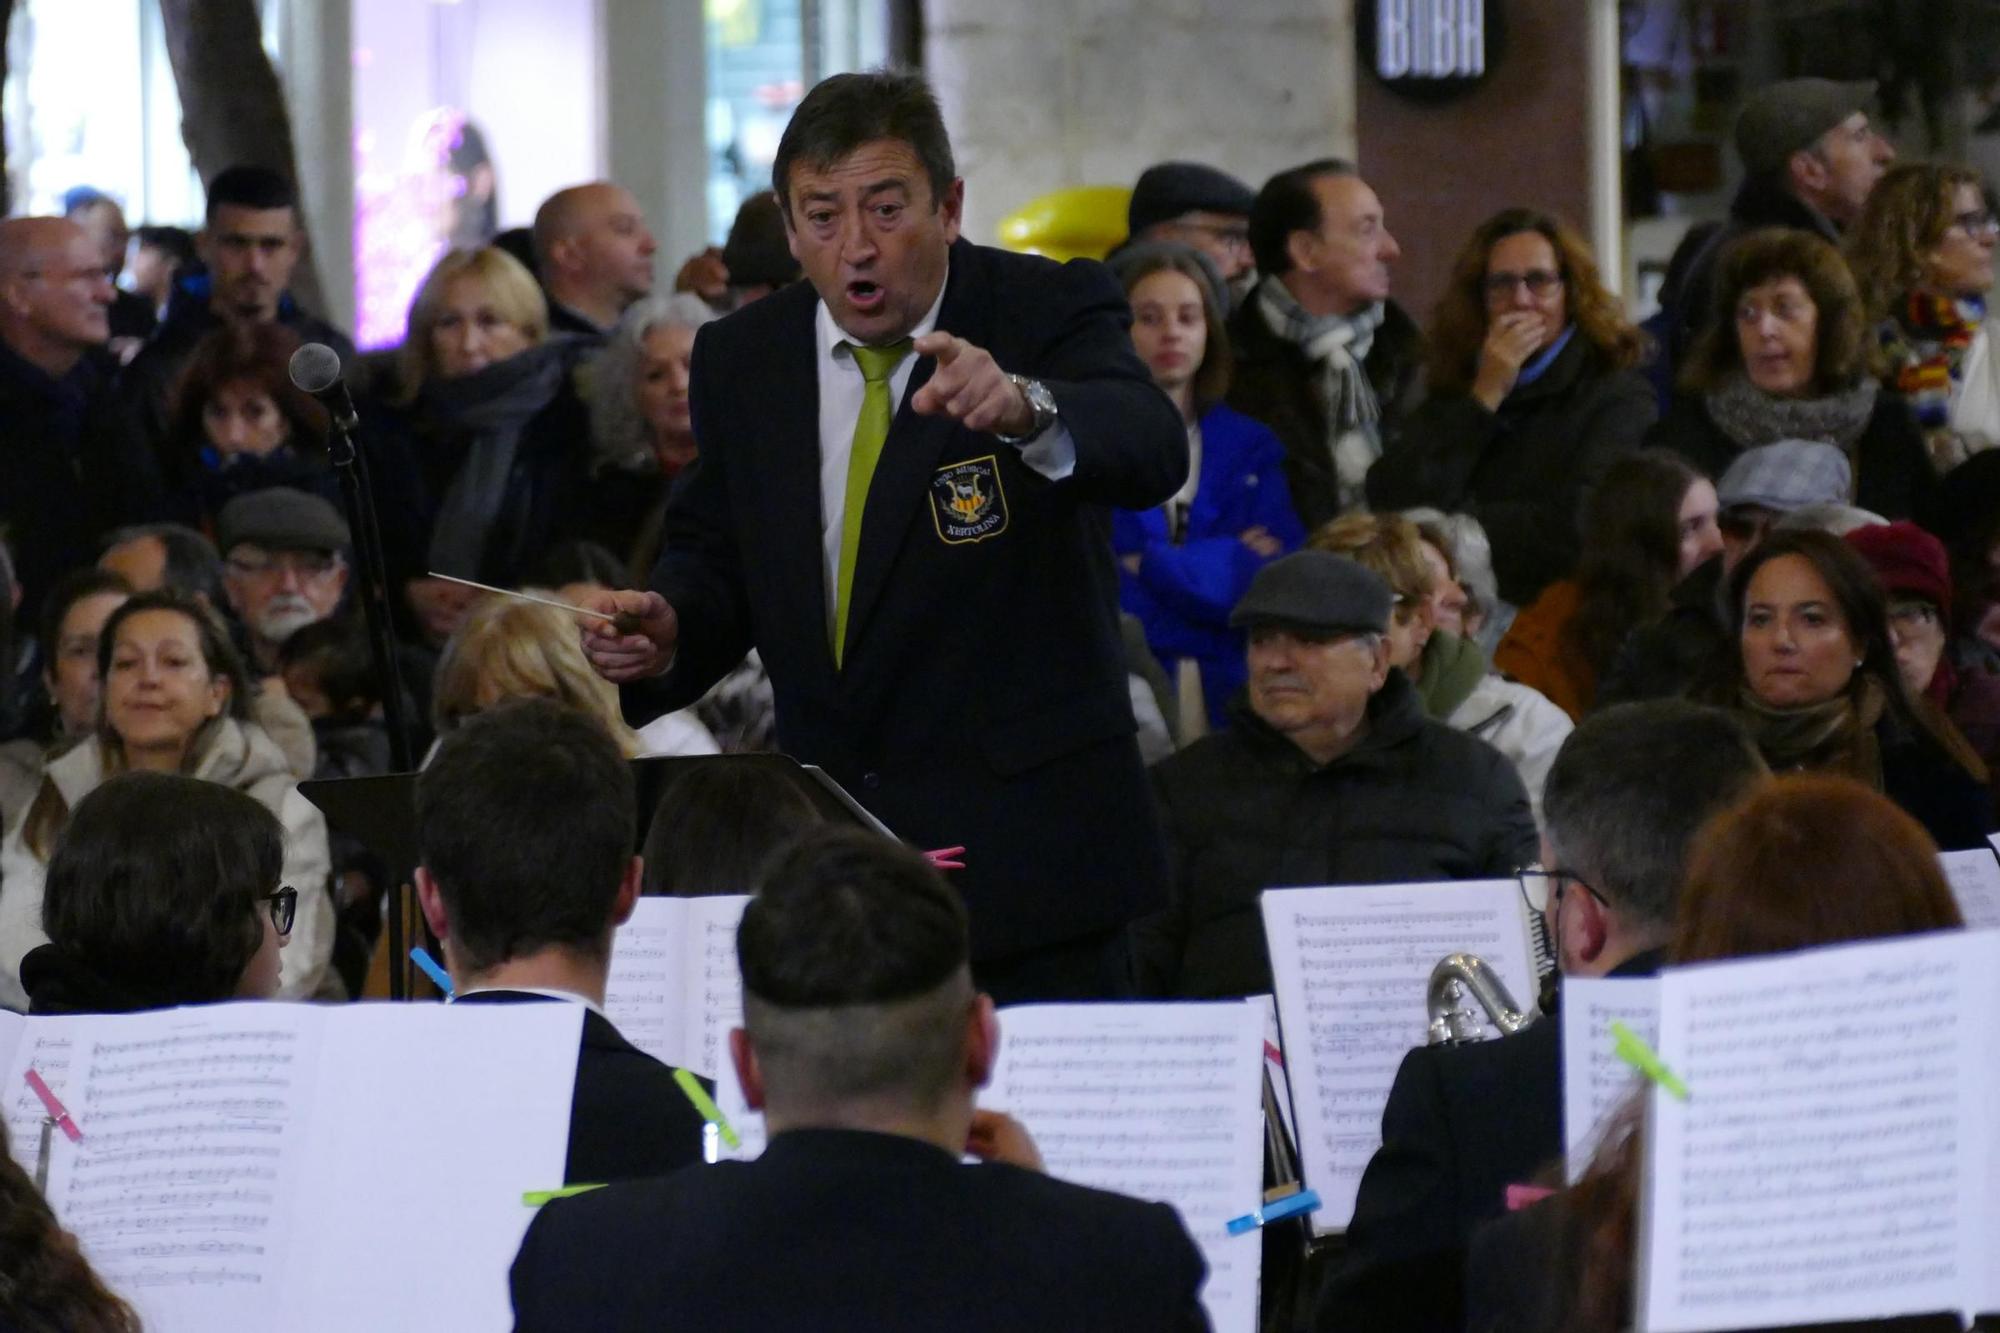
<box><xmin>1517</xmin><ymin>866</ymin><xmax>1606</xmax><ymax>914</ymax></box>
<box><xmin>264</xmin><ymin>886</ymin><xmax>298</xmax><ymax>936</ymax></box>
<box><xmin>1483</xmin><ymin>269</ymin><xmax>1563</xmax><ymax>299</ymax></box>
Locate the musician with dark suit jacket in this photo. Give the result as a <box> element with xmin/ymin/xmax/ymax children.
<box><xmin>509</xmin><ymin>826</ymin><xmax>1211</xmax><ymax>1332</ymax></box>
<box><xmin>1316</xmin><ymin>702</ymin><xmax>1768</xmax><ymax>1332</ymax></box>
<box><xmin>581</xmin><ymin>71</ymin><xmax>1188</xmax><ymax>1003</ymax></box>
<box><xmin>413</xmin><ymin>699</ymin><xmax>708</xmax><ymax>1184</ymax></box>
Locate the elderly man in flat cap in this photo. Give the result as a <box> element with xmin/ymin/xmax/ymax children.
<box><xmin>1133</xmin><ymin>550</ymin><xmax>1536</xmax><ymax>999</ymax></box>
<box><xmin>1664</xmin><ymin>77</ymin><xmax>1896</xmax><ymax>368</ymax></box>
<box><xmin>1126</xmin><ymin>161</ymin><xmax>1258</xmax><ymax>300</ymax></box>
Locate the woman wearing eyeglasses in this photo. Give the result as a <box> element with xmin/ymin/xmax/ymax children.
<box><xmin>1367</xmin><ymin>208</ymin><xmax>1655</xmax><ymax>610</ymax></box>
<box><xmin>17</xmin><ymin>772</ymin><xmax>292</xmax><ymax>1014</ymax></box>
<box><xmin>0</xmin><ymin>590</ymin><xmax>335</xmax><ymax>1011</ymax></box>
<box><xmin>1647</xmin><ymin>227</ymin><xmax>1937</xmax><ymax>525</ymax></box>
<box><xmin>1847</xmin><ymin>162</ymin><xmax>2000</xmax><ymax>474</ymax></box>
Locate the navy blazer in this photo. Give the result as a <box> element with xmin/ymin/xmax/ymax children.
<box><xmin>510</xmin><ymin>1127</ymin><xmax>1211</xmax><ymax>1332</ymax></box>
<box><xmin>451</xmin><ymin>990</ymin><xmax>707</xmax><ymax>1185</ymax></box>
<box><xmin>643</xmin><ymin>239</ymin><xmax>1187</xmax><ymax>959</ymax></box>
<box><xmin>1316</xmin><ymin>950</ymin><xmax>1666</xmax><ymax>1333</ymax></box>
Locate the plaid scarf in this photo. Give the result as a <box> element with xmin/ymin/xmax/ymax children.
<box><xmin>1881</xmin><ymin>293</ymin><xmax>1985</xmax><ymax>472</ymax></box>
<box><xmin>1257</xmin><ymin>279</ymin><xmax>1385</xmax><ymax>511</ymax></box>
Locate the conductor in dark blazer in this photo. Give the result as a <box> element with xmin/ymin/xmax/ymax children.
<box><xmin>580</xmin><ymin>71</ymin><xmax>1188</xmax><ymax>1003</ymax></box>
<box><xmin>413</xmin><ymin>699</ymin><xmax>707</xmax><ymax>1185</ymax></box>
<box><xmin>1316</xmin><ymin>702</ymin><xmax>1768</xmax><ymax>1333</ymax></box>
<box><xmin>509</xmin><ymin>827</ymin><xmax>1211</xmax><ymax>1332</ymax></box>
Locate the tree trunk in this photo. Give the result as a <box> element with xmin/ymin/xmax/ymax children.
<box><xmin>156</xmin><ymin>0</ymin><xmax>326</xmax><ymax>314</ymax></box>
<box><xmin>0</xmin><ymin>0</ymin><xmax>16</xmax><ymax>217</ymax></box>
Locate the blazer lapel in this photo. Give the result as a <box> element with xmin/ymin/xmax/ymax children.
<box><xmin>841</xmin><ymin>244</ymin><xmax>991</xmax><ymax>660</ymax></box>
<box><xmin>755</xmin><ymin>293</ymin><xmax>838</xmax><ymax>679</ymax></box>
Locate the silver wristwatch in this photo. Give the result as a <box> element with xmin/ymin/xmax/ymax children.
<box><xmin>995</xmin><ymin>374</ymin><xmax>1058</xmax><ymax>444</ymax></box>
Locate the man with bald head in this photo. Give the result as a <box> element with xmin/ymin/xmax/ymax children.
<box><xmin>0</xmin><ymin>218</ymin><xmax>163</xmax><ymax>622</ymax></box>
<box><xmin>533</xmin><ymin>183</ymin><xmax>658</xmax><ymax>335</ymax></box>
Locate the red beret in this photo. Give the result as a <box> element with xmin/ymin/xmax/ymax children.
<box><xmin>1845</xmin><ymin>521</ymin><xmax>1952</xmax><ymax>621</ymax></box>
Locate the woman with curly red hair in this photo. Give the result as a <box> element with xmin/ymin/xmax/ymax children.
<box><xmin>1368</xmin><ymin>208</ymin><xmax>1656</xmax><ymax>609</ymax></box>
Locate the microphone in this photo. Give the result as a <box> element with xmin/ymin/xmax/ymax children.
<box><xmin>288</xmin><ymin>342</ymin><xmax>360</xmax><ymax>432</ymax></box>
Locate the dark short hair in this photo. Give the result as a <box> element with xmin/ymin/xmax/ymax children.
<box><xmin>416</xmin><ymin>698</ymin><xmax>636</xmax><ymax>973</ymax></box>
<box><xmin>274</xmin><ymin>615</ymin><xmax>381</xmax><ymax>715</ymax></box>
<box><xmin>42</xmin><ymin>771</ymin><xmax>283</xmax><ymax>1006</ymax></box>
<box><xmin>1542</xmin><ymin>700</ymin><xmax>1768</xmax><ymax>928</ymax></box>
<box><xmin>1248</xmin><ymin>158</ymin><xmax>1354</xmax><ymax>278</ymax></box>
<box><xmin>133</xmin><ymin>224</ymin><xmax>198</xmax><ymax>267</ymax></box>
<box><xmin>95</xmin><ymin>589</ymin><xmax>254</xmax><ymax>727</ymax></box>
<box><xmin>205</xmin><ymin>165</ymin><xmax>298</xmax><ymax>223</ymax></box>
<box><xmin>771</xmin><ymin>71</ymin><xmax>956</xmax><ymax>218</ymax></box>
<box><xmin>528</xmin><ymin>539</ymin><xmax>628</xmax><ymax>593</ymax></box>
<box><xmin>100</xmin><ymin>523</ymin><xmax>224</xmax><ymax>606</ymax></box>
<box><xmin>738</xmin><ymin>828</ymin><xmax>972</xmax><ymax>1111</ymax></box>
<box><xmin>37</xmin><ymin>567</ymin><xmax>133</xmax><ymax>670</ymax></box>
<box><xmin>641</xmin><ymin>763</ymin><xmax>824</xmax><ymax>897</ymax></box>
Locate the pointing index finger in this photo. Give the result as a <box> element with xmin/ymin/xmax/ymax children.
<box><xmin>913</xmin><ymin>331</ymin><xmax>960</xmax><ymax>362</ymax></box>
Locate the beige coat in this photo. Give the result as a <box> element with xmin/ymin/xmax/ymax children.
<box><xmin>0</xmin><ymin>717</ymin><xmax>337</xmax><ymax>1011</ymax></box>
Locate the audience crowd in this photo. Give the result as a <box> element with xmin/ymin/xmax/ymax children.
<box><xmin>0</xmin><ymin>67</ymin><xmax>1995</xmax><ymax>1333</ymax></box>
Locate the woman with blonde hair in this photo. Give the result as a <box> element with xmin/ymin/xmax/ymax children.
<box><xmin>1311</xmin><ymin>511</ymin><xmax>1571</xmax><ymax>824</ymax></box>
<box><xmin>371</xmin><ymin>246</ymin><xmax>598</xmax><ymax>647</ymax></box>
<box><xmin>431</xmin><ymin>597</ymin><xmax>716</xmax><ymax>758</ymax></box>
<box><xmin>1368</xmin><ymin>208</ymin><xmax>1655</xmax><ymax>607</ymax></box>
<box><xmin>1847</xmin><ymin>161</ymin><xmax>2000</xmax><ymax>472</ymax></box>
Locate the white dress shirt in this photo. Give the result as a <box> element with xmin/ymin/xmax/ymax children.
<box><xmin>811</xmin><ymin>269</ymin><xmax>1078</xmax><ymax>624</ymax></box>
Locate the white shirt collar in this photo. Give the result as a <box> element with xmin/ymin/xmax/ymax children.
<box><xmin>814</xmin><ymin>262</ymin><xmax>950</xmax><ymax>365</ymax></box>
<box><xmin>452</xmin><ymin>984</ymin><xmax>608</xmax><ymax>1020</ymax></box>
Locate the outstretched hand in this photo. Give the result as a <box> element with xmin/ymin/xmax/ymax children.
<box><xmin>578</xmin><ymin>589</ymin><xmax>680</xmax><ymax>683</ymax></box>
<box><xmin>909</xmin><ymin>333</ymin><xmax>1035</xmax><ymax>436</ymax></box>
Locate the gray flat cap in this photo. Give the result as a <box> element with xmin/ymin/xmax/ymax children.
<box><xmin>1230</xmin><ymin>551</ymin><xmax>1393</xmax><ymax>636</ymax></box>
<box><xmin>1735</xmin><ymin>79</ymin><xmax>1876</xmax><ymax>178</ymax></box>
<box><xmin>1128</xmin><ymin>161</ymin><xmax>1256</xmax><ymax>236</ymax></box>
<box><xmin>217</xmin><ymin>487</ymin><xmax>351</xmax><ymax>555</ymax></box>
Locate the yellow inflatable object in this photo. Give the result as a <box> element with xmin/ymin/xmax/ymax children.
<box><xmin>995</xmin><ymin>186</ymin><xmax>1133</xmax><ymax>261</ymax></box>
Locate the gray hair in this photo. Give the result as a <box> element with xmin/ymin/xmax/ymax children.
<box><xmin>1541</xmin><ymin>701</ymin><xmax>1767</xmax><ymax>930</ymax></box>
<box><xmin>1402</xmin><ymin>507</ymin><xmax>1501</xmax><ymax>619</ymax></box>
<box><xmin>585</xmin><ymin>292</ymin><xmax>720</xmax><ymax>472</ymax></box>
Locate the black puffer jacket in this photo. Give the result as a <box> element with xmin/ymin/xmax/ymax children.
<box><xmin>1133</xmin><ymin>671</ymin><xmax>1539</xmax><ymax>999</ymax></box>
<box><xmin>1366</xmin><ymin>333</ymin><xmax>1658</xmax><ymax>606</ymax></box>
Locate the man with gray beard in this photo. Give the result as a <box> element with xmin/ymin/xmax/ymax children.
<box><xmin>217</xmin><ymin>488</ymin><xmax>351</xmax><ymax>673</ymax></box>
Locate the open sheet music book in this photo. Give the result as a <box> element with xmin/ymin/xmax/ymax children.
<box><xmin>1634</xmin><ymin>929</ymin><xmax>2000</xmax><ymax>1333</ymax></box>
<box><xmin>1260</xmin><ymin>879</ymin><xmax>1541</xmax><ymax>1231</ymax></box>
<box><xmin>1562</xmin><ymin>852</ymin><xmax>2000</xmax><ymax>1187</ymax></box>
<box><xmin>715</xmin><ymin>1001</ymin><xmax>1269</xmax><ymax>1333</ymax></box>
<box><xmin>602</xmin><ymin>894</ymin><xmax>750</xmax><ymax>1080</ymax></box>
<box><xmin>0</xmin><ymin>1002</ymin><xmax>580</xmax><ymax>1333</ymax></box>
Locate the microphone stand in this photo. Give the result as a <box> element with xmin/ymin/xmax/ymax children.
<box><xmin>321</xmin><ymin>399</ymin><xmax>417</xmax><ymax>1000</ymax></box>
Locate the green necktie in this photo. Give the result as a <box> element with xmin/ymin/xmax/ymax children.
<box><xmin>833</xmin><ymin>338</ymin><xmax>912</xmax><ymax>666</ymax></box>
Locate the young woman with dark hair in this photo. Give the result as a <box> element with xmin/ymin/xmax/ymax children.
<box><xmin>1492</xmin><ymin>453</ymin><xmax>1724</xmax><ymax>720</ymax></box>
<box><xmin>21</xmin><ymin>771</ymin><xmax>289</xmax><ymax>1013</ymax></box>
<box><xmin>0</xmin><ymin>589</ymin><xmax>336</xmax><ymax>1008</ymax></box>
<box><xmin>1722</xmin><ymin>528</ymin><xmax>1992</xmax><ymax>849</ymax></box>
<box><xmin>641</xmin><ymin>763</ymin><xmax>826</xmax><ymax>897</ymax></box>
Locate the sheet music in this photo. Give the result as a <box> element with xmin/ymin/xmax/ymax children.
<box><xmin>983</xmin><ymin>1002</ymin><xmax>1266</xmax><ymax>1333</ymax></box>
<box><xmin>0</xmin><ymin>1013</ymin><xmax>85</xmax><ymax>1174</ymax></box>
<box><xmin>1944</xmin><ymin>847</ymin><xmax>2000</xmax><ymax>931</ymax></box>
<box><xmin>1558</xmin><ymin>977</ymin><xmax>1660</xmax><ymax>1184</ymax></box>
<box><xmin>602</xmin><ymin>894</ymin><xmax>749</xmax><ymax>1078</ymax></box>
<box><xmin>1638</xmin><ymin>931</ymin><xmax>1997</xmax><ymax>1333</ymax></box>
<box><xmin>1261</xmin><ymin>880</ymin><xmax>1537</xmax><ymax>1231</ymax></box>
<box><xmin>7</xmin><ymin>1003</ymin><xmax>578</xmax><ymax>1333</ymax></box>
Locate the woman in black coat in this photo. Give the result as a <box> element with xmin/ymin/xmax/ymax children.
<box><xmin>1646</xmin><ymin>226</ymin><xmax>1937</xmax><ymax>522</ymax></box>
<box><xmin>367</xmin><ymin>245</ymin><xmax>599</xmax><ymax>647</ymax></box>
<box><xmin>1366</xmin><ymin>208</ymin><xmax>1656</xmax><ymax>607</ymax></box>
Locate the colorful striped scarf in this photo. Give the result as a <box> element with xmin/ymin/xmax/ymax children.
<box><xmin>1881</xmin><ymin>292</ymin><xmax>1985</xmax><ymax>471</ymax></box>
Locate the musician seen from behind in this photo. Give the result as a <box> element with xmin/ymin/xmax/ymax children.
<box><xmin>508</xmin><ymin>827</ymin><xmax>1211</xmax><ymax>1333</ymax></box>
<box><xmin>1133</xmin><ymin>550</ymin><xmax>1539</xmax><ymax>999</ymax></box>
<box><xmin>578</xmin><ymin>70</ymin><xmax>1188</xmax><ymax>1005</ymax></box>
<box><xmin>1316</xmin><ymin>700</ymin><xmax>1769</xmax><ymax>1333</ymax></box>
